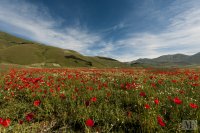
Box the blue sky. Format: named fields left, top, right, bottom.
left=0, top=0, right=200, bottom=61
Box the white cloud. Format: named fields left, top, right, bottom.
left=101, top=0, right=200, bottom=61
left=111, top=22, right=126, bottom=31
left=0, top=0, right=100, bottom=53
left=0, top=0, right=200, bottom=62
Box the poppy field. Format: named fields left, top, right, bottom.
left=0, top=66, right=199, bottom=132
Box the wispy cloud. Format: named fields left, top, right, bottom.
left=0, top=0, right=100, bottom=53
left=103, top=22, right=127, bottom=32
left=0, top=0, right=200, bottom=62
left=96, top=0, right=200, bottom=61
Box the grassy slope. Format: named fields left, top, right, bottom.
left=0, top=31, right=127, bottom=68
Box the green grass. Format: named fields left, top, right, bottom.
left=0, top=44, right=44, bottom=64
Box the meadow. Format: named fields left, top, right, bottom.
left=0, top=65, right=199, bottom=132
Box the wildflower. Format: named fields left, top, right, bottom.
left=139, top=92, right=146, bottom=97
left=26, top=113, right=34, bottom=122
left=157, top=116, right=166, bottom=127
left=68, top=74, right=73, bottom=79
left=74, top=88, right=78, bottom=92
left=88, top=87, right=93, bottom=91
left=145, top=104, right=150, bottom=109
left=91, top=97, right=97, bottom=102
left=86, top=119, right=94, bottom=127
left=151, top=83, right=156, bottom=88
left=19, top=120, right=23, bottom=124
left=106, top=92, right=111, bottom=97
left=173, top=97, right=182, bottom=104
left=154, top=98, right=159, bottom=105
left=1, top=119, right=11, bottom=127
left=172, top=80, right=177, bottom=83
left=0, top=118, right=3, bottom=124
left=50, top=88, right=54, bottom=93
left=57, top=87, right=61, bottom=91
left=33, top=100, right=41, bottom=107
left=60, top=93, right=66, bottom=99
left=189, top=103, right=198, bottom=108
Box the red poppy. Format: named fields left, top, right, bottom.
left=26, top=113, right=34, bottom=122
left=189, top=103, right=198, bottom=108
left=74, top=88, right=78, bottom=92
left=120, top=83, right=124, bottom=89
left=173, top=97, right=182, bottom=104
left=50, top=88, right=54, bottom=93
left=139, top=92, right=146, bottom=97
left=151, top=83, right=156, bottom=88
left=106, top=92, right=111, bottom=97
left=57, top=87, right=61, bottom=92
left=1, top=119, right=11, bottom=127
left=19, top=120, right=24, bottom=125
left=191, top=83, right=199, bottom=87
left=90, top=97, right=97, bottom=102
left=158, top=79, right=164, bottom=84
left=68, top=74, right=73, bottom=79
left=88, top=87, right=93, bottom=91
left=33, top=100, right=41, bottom=107
left=145, top=104, right=150, bottom=109
left=60, top=93, right=66, bottom=99
left=172, top=80, right=177, bottom=83
left=154, top=98, right=159, bottom=105
left=157, top=116, right=166, bottom=127
left=0, top=118, right=3, bottom=124
left=85, top=119, right=94, bottom=127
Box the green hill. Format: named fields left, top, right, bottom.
left=0, top=31, right=127, bottom=68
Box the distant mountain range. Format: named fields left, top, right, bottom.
left=130, top=52, right=200, bottom=67
left=0, top=31, right=126, bottom=67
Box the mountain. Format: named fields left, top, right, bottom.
left=0, top=31, right=127, bottom=67
left=130, top=52, right=200, bottom=67
left=185, top=52, right=200, bottom=64
left=152, top=54, right=189, bottom=63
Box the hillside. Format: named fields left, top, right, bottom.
left=0, top=31, right=127, bottom=67
left=130, top=53, right=200, bottom=67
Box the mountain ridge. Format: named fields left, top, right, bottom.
left=130, top=52, right=200, bottom=66
left=0, top=31, right=127, bottom=68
